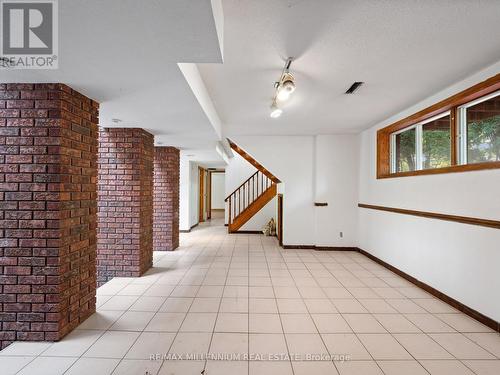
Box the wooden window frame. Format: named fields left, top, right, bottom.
left=377, top=73, right=500, bottom=179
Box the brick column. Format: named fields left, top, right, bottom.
left=97, top=128, right=154, bottom=285
left=0, top=83, right=99, bottom=349
left=153, top=147, right=180, bottom=251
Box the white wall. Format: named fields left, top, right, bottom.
left=229, top=135, right=359, bottom=245
left=228, top=136, right=313, bottom=242
left=211, top=172, right=225, bottom=209
left=315, top=135, right=359, bottom=247
left=179, top=152, right=200, bottom=231
left=240, top=196, right=277, bottom=232
left=179, top=154, right=191, bottom=231
left=190, top=162, right=200, bottom=226
left=358, top=60, right=500, bottom=321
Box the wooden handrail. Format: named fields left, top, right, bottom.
left=225, top=171, right=259, bottom=202
left=225, top=169, right=274, bottom=225
left=227, top=139, right=281, bottom=183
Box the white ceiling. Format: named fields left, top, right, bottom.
left=2, top=0, right=500, bottom=166
left=0, top=0, right=226, bottom=161
left=181, top=148, right=227, bottom=169
left=198, top=0, right=500, bottom=135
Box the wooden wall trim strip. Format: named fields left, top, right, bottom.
left=358, top=203, right=500, bottom=229
left=378, top=161, right=500, bottom=179
left=357, top=248, right=500, bottom=333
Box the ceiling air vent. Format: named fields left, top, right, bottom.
left=345, top=82, right=364, bottom=94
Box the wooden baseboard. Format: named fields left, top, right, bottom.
left=316, top=246, right=359, bottom=251
left=281, top=244, right=499, bottom=332
left=282, top=245, right=358, bottom=251
left=357, top=247, right=500, bottom=333
left=229, top=230, right=263, bottom=234
left=180, top=223, right=199, bottom=233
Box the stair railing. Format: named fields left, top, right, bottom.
left=225, top=170, right=273, bottom=226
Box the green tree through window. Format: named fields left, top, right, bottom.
left=395, top=128, right=416, bottom=172
left=422, top=115, right=451, bottom=169
left=467, top=115, right=500, bottom=163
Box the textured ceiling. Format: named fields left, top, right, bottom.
left=199, top=0, right=500, bottom=135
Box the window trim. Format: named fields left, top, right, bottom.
left=390, top=124, right=417, bottom=173
left=377, top=73, right=500, bottom=179
left=390, top=111, right=451, bottom=173
left=457, top=90, right=500, bottom=166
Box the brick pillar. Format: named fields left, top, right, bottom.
left=97, top=128, right=154, bottom=285
left=153, top=147, right=180, bottom=251
left=0, top=83, right=99, bottom=349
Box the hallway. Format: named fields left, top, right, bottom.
left=1, top=221, right=499, bottom=375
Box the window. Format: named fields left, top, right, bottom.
left=377, top=73, right=500, bottom=178
left=422, top=113, right=451, bottom=169
left=458, top=90, right=500, bottom=164
left=392, top=127, right=416, bottom=172
left=390, top=112, right=450, bottom=173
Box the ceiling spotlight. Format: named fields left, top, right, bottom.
left=276, top=73, right=296, bottom=101
left=270, top=57, right=295, bottom=117
left=270, top=101, right=283, bottom=118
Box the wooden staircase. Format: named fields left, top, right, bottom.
left=225, top=139, right=281, bottom=233
left=225, top=170, right=277, bottom=233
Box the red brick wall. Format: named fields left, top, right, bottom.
left=153, top=147, right=180, bottom=251
left=0, top=83, right=99, bottom=349
left=97, top=128, right=154, bottom=285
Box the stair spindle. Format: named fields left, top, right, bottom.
left=253, top=175, right=255, bottom=201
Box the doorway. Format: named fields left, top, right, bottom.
left=199, top=168, right=225, bottom=224
left=198, top=167, right=205, bottom=222
left=277, top=193, right=283, bottom=246
left=209, top=170, right=225, bottom=222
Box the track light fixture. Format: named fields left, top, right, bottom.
left=276, top=72, right=296, bottom=101
left=270, top=100, right=283, bottom=118
left=270, top=57, right=295, bottom=118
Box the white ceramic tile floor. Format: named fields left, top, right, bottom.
left=1, top=218, right=500, bottom=374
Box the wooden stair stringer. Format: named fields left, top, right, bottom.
left=229, top=184, right=277, bottom=233
left=227, top=139, right=281, bottom=183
